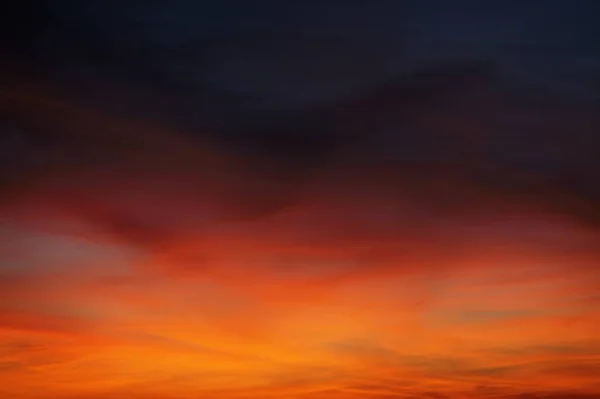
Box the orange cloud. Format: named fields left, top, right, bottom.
left=1, top=88, right=599, bottom=399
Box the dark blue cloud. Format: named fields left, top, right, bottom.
left=2, top=0, right=599, bottom=231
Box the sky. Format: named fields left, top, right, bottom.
left=1, top=1, right=599, bottom=398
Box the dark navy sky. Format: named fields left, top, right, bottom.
left=1, top=0, right=599, bottom=224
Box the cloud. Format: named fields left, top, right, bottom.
left=1, top=3, right=600, bottom=397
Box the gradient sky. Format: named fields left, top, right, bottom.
left=1, top=1, right=600, bottom=398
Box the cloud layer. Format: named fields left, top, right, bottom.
left=1, top=86, right=599, bottom=399
left=1, top=2, right=599, bottom=398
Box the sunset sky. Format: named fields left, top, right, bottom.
left=1, top=1, right=600, bottom=398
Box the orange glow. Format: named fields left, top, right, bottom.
left=3, top=196, right=599, bottom=399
